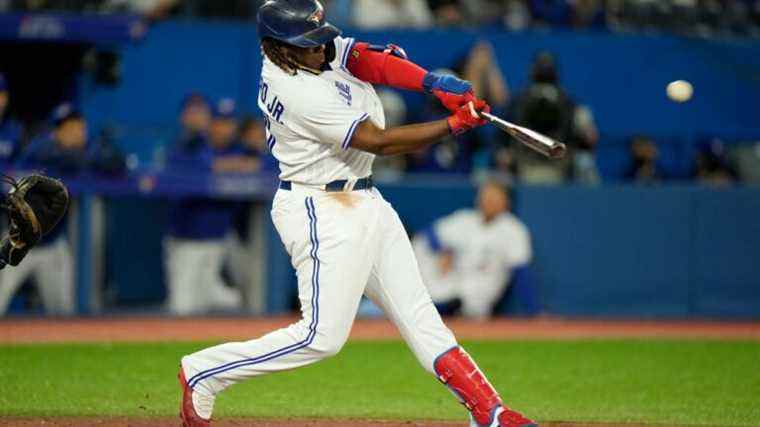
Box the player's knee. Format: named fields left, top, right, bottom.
left=309, top=333, right=347, bottom=358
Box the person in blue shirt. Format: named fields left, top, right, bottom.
left=164, top=96, right=243, bottom=315
left=18, top=103, right=126, bottom=177
left=237, top=116, right=278, bottom=173
left=0, top=74, right=23, bottom=168
left=223, top=115, right=280, bottom=301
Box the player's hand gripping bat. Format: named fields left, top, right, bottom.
left=479, top=111, right=567, bottom=159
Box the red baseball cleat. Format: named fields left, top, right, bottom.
left=178, top=367, right=211, bottom=427
left=470, top=406, right=538, bottom=427
left=497, top=406, right=538, bottom=427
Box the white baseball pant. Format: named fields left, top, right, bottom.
left=165, top=237, right=242, bottom=315
left=0, top=238, right=74, bottom=316
left=182, top=185, right=458, bottom=398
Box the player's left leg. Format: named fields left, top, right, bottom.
left=363, top=190, right=537, bottom=427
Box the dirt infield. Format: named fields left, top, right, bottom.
left=1, top=316, right=759, bottom=344
left=0, top=418, right=674, bottom=427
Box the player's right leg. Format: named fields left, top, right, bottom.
left=365, top=190, right=537, bottom=427
left=179, top=188, right=378, bottom=422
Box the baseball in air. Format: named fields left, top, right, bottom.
left=666, top=80, right=693, bottom=103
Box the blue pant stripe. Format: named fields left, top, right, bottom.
left=307, top=198, right=320, bottom=329
left=187, top=197, right=321, bottom=389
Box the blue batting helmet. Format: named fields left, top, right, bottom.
left=257, top=0, right=341, bottom=48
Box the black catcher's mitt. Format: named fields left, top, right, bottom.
left=0, top=174, right=69, bottom=269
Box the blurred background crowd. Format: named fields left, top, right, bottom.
left=0, top=0, right=758, bottom=319
left=2, top=0, right=760, bottom=39
left=2, top=47, right=758, bottom=187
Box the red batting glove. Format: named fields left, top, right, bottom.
left=447, top=100, right=490, bottom=135
left=433, top=89, right=476, bottom=113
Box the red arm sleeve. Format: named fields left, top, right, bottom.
left=346, top=42, right=427, bottom=92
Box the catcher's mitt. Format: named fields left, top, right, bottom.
left=0, top=174, right=69, bottom=269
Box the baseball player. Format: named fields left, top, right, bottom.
left=0, top=104, right=88, bottom=316
left=165, top=96, right=243, bottom=315
left=413, top=181, right=537, bottom=318
left=178, top=1, right=537, bottom=426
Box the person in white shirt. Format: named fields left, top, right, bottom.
left=352, top=0, right=434, bottom=29
left=177, top=2, right=537, bottom=427
left=414, top=180, right=537, bottom=319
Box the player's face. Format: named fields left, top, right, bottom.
left=242, top=121, right=266, bottom=151
left=210, top=118, right=237, bottom=148
left=56, top=118, right=88, bottom=150
left=478, top=184, right=509, bottom=221
left=287, top=44, right=327, bottom=70
left=182, top=104, right=211, bottom=133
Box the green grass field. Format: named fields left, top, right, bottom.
left=1, top=340, right=759, bottom=426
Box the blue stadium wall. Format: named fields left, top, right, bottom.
left=107, top=182, right=760, bottom=318
left=90, top=22, right=760, bottom=318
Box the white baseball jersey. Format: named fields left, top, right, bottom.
left=257, top=36, right=386, bottom=185
left=416, top=209, right=532, bottom=317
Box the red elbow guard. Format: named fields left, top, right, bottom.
left=346, top=42, right=427, bottom=92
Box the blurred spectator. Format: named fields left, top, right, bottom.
left=730, top=141, right=760, bottom=184
left=570, top=104, right=600, bottom=184
left=529, top=0, right=573, bottom=27
left=427, top=0, right=466, bottom=26
left=0, top=213, right=72, bottom=316
left=225, top=115, right=277, bottom=296
left=352, top=0, right=433, bottom=29
left=164, top=95, right=242, bottom=315
left=0, top=103, right=100, bottom=317
left=169, top=93, right=212, bottom=170
left=454, top=40, right=512, bottom=176
left=694, top=138, right=736, bottom=186
left=502, top=0, right=533, bottom=30
left=175, top=0, right=255, bottom=20
left=210, top=99, right=259, bottom=174
left=0, top=74, right=23, bottom=168
left=427, top=0, right=503, bottom=27
left=5, top=0, right=760, bottom=37
left=507, top=51, right=599, bottom=184
left=571, top=0, right=606, bottom=29
left=104, top=0, right=180, bottom=19
left=18, top=103, right=125, bottom=176
left=407, top=39, right=512, bottom=176
left=238, top=116, right=277, bottom=173
left=412, top=180, right=539, bottom=318
left=625, top=135, right=664, bottom=184
left=461, top=41, right=511, bottom=112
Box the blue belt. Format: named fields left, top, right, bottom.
left=280, top=176, right=374, bottom=192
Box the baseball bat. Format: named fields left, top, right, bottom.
left=480, top=111, right=567, bottom=159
